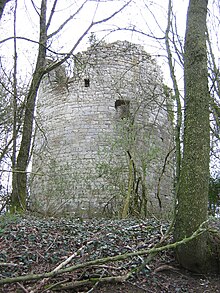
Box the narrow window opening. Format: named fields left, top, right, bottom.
left=115, top=99, right=130, bottom=119
left=84, top=78, right=90, bottom=87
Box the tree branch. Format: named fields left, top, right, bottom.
left=46, top=0, right=58, bottom=31
left=47, top=0, right=88, bottom=40
left=0, top=220, right=208, bottom=286
left=44, top=0, right=132, bottom=73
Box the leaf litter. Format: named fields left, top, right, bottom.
left=0, top=214, right=219, bottom=292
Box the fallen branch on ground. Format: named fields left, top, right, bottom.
left=0, top=221, right=208, bottom=286
left=30, top=240, right=95, bottom=293
left=51, top=272, right=131, bottom=291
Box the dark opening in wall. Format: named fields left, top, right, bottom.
left=84, top=78, right=90, bottom=87
left=115, top=99, right=130, bottom=119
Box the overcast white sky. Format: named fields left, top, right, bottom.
left=0, top=0, right=189, bottom=86
left=0, top=0, right=220, bottom=105
left=1, top=0, right=220, bottom=104
left=0, top=0, right=219, bottom=96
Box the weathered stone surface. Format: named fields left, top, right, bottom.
left=31, top=41, right=174, bottom=218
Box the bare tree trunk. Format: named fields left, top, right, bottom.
left=165, top=0, right=182, bottom=206
left=11, top=0, right=18, bottom=211
left=10, top=0, right=47, bottom=212
left=174, top=0, right=219, bottom=273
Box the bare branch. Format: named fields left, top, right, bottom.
left=92, top=0, right=131, bottom=26
left=165, top=0, right=182, bottom=193
left=101, top=26, right=165, bottom=40
left=47, top=0, right=88, bottom=40
left=46, top=0, right=58, bottom=30
left=30, top=0, right=40, bottom=17
left=0, top=138, right=13, bottom=163
left=0, top=36, right=38, bottom=45
left=171, top=14, right=184, bottom=66
left=45, top=0, right=132, bottom=73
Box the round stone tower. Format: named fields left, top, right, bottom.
left=31, top=40, right=174, bottom=218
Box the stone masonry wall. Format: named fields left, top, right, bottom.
left=30, top=41, right=174, bottom=218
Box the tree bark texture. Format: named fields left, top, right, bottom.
left=174, top=0, right=214, bottom=273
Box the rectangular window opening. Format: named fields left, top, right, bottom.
left=84, top=78, right=90, bottom=87
left=115, top=99, right=130, bottom=119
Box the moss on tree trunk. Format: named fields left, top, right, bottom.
left=174, top=0, right=219, bottom=273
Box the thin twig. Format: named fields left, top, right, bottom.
left=17, top=282, right=30, bottom=293
left=52, top=240, right=94, bottom=272
left=45, top=234, right=58, bottom=253
left=53, top=272, right=131, bottom=291
left=0, top=262, right=18, bottom=267
left=30, top=240, right=94, bottom=293
left=86, top=269, right=105, bottom=293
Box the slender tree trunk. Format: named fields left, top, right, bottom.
left=165, top=0, right=182, bottom=203
left=11, top=0, right=18, bottom=211
left=10, top=0, right=47, bottom=212
left=174, top=0, right=219, bottom=273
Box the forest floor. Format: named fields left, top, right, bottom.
left=0, top=213, right=219, bottom=293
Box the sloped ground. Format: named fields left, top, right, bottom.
left=0, top=214, right=219, bottom=292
